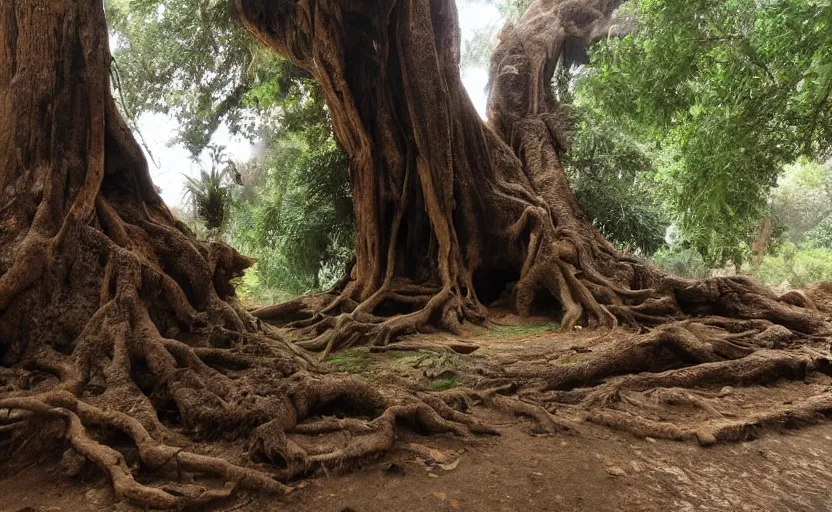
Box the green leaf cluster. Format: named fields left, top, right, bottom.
left=227, top=133, right=353, bottom=300
left=579, top=0, right=832, bottom=265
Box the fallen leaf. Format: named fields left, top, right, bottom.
left=405, top=442, right=451, bottom=463
left=438, top=459, right=460, bottom=471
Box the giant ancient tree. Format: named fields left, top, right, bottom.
left=239, top=0, right=832, bottom=447
left=2, top=0, right=832, bottom=509
left=240, top=0, right=827, bottom=350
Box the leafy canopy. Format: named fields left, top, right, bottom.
left=581, top=0, right=832, bottom=265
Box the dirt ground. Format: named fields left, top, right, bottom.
left=4, top=320, right=832, bottom=512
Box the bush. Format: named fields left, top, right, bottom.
left=651, top=246, right=708, bottom=279
left=805, top=216, right=832, bottom=249
left=754, top=242, right=832, bottom=289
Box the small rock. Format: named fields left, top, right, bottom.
left=605, top=465, right=627, bottom=477
left=84, top=488, right=110, bottom=505
left=696, top=430, right=718, bottom=447
left=718, top=386, right=734, bottom=397
left=428, top=473, right=439, bottom=478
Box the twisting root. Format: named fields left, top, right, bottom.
left=1, top=393, right=291, bottom=508
left=488, top=312, right=832, bottom=445
left=1, top=135, right=491, bottom=509
left=428, top=386, right=578, bottom=434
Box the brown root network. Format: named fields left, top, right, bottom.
left=0, top=167, right=514, bottom=508
left=0, top=2, right=528, bottom=508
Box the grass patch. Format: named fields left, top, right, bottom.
left=327, top=348, right=374, bottom=374
left=486, top=321, right=561, bottom=338
left=429, top=377, right=460, bottom=390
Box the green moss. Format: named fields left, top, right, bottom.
left=429, top=378, right=460, bottom=390
left=486, top=322, right=561, bottom=338
left=327, top=348, right=373, bottom=374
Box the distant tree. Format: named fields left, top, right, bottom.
left=107, top=0, right=353, bottom=292
left=771, top=158, right=832, bottom=245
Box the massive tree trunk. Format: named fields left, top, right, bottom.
left=239, top=0, right=825, bottom=352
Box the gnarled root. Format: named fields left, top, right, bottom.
left=270, top=279, right=483, bottom=359
left=490, top=315, right=832, bottom=445
left=0, top=195, right=493, bottom=509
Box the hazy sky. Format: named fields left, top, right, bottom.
left=142, top=1, right=504, bottom=208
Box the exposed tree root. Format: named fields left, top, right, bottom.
left=0, top=392, right=291, bottom=508
left=479, top=316, right=832, bottom=446
left=582, top=389, right=832, bottom=446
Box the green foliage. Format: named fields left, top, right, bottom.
left=485, top=321, right=561, bottom=338
left=106, top=0, right=257, bottom=153
left=429, top=378, right=460, bottom=390
left=754, top=242, right=832, bottom=288
left=564, top=106, right=668, bottom=255
left=805, top=216, right=832, bottom=248
left=579, top=0, right=832, bottom=266
left=327, top=349, right=373, bottom=375
left=771, top=158, right=832, bottom=244
left=107, top=0, right=353, bottom=300
left=651, top=246, right=709, bottom=279
left=227, top=133, right=353, bottom=300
